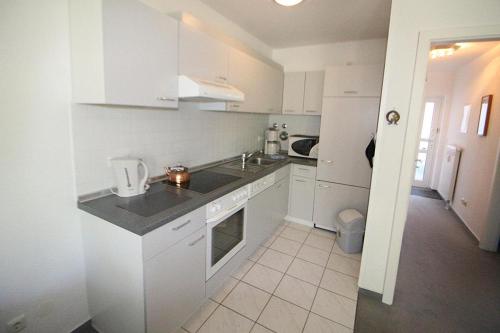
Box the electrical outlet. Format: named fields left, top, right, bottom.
left=6, top=314, right=26, bottom=333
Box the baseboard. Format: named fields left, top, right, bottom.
left=284, top=215, right=314, bottom=227
left=448, top=204, right=480, bottom=242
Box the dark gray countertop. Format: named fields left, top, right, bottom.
left=78, top=155, right=317, bottom=236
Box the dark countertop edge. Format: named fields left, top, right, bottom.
left=77, top=156, right=317, bottom=236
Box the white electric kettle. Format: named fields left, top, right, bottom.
left=110, top=157, right=150, bottom=197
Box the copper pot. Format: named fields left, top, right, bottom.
left=165, top=165, right=190, bottom=185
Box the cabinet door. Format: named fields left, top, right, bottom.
left=282, top=72, right=305, bottom=114
left=102, top=0, right=178, bottom=108
left=313, top=181, right=369, bottom=231
left=70, top=0, right=179, bottom=108
left=228, top=48, right=261, bottom=112
left=145, top=228, right=206, bottom=333
left=273, top=178, right=290, bottom=229
left=323, top=65, right=383, bottom=97
left=179, top=24, right=229, bottom=83
left=303, top=71, right=325, bottom=115
left=261, top=63, right=284, bottom=114
left=288, top=176, right=315, bottom=222
left=317, top=97, right=380, bottom=188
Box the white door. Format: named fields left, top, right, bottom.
left=317, top=97, right=380, bottom=188
left=413, top=97, right=442, bottom=187
left=289, top=176, right=315, bottom=222
left=282, top=72, right=306, bottom=114
left=303, top=71, right=325, bottom=115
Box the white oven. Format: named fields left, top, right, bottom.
left=206, top=186, right=249, bottom=280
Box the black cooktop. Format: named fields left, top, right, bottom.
left=166, top=170, right=241, bottom=194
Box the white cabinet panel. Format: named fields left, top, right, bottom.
left=145, top=227, right=206, bottom=333
left=272, top=177, right=290, bottom=230
left=179, top=24, right=229, bottom=83
left=261, top=63, right=284, bottom=114
left=303, top=71, right=325, bottom=115
left=70, top=0, right=178, bottom=108
left=282, top=72, right=306, bottom=114
left=313, top=181, right=369, bottom=231
left=228, top=48, right=261, bottom=112
left=289, top=176, right=315, bottom=222
left=324, top=65, right=383, bottom=97
left=292, top=164, right=317, bottom=179
left=317, top=97, right=379, bottom=188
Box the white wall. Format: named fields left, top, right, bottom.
left=423, top=71, right=456, bottom=189
left=272, top=38, right=388, bottom=72
left=0, top=1, right=89, bottom=332
left=142, top=0, right=272, bottom=57
left=359, top=0, right=500, bottom=303
left=440, top=45, right=500, bottom=239
left=72, top=104, right=268, bottom=195
left=270, top=39, right=387, bottom=149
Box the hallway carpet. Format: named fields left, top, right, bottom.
left=354, top=196, right=500, bottom=332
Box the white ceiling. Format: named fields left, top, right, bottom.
left=199, top=0, right=391, bottom=48
left=428, top=41, right=500, bottom=72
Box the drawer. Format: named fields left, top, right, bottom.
left=275, top=165, right=291, bottom=182
left=292, top=164, right=317, bottom=179
left=142, top=206, right=205, bottom=261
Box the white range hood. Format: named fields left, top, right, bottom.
left=178, top=75, right=245, bottom=102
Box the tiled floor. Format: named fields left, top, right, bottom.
left=180, top=222, right=362, bottom=333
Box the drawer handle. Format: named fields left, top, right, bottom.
left=295, top=179, right=307, bottom=183
left=157, top=97, right=177, bottom=102
left=318, top=184, right=330, bottom=188
left=321, top=160, right=333, bottom=164
left=284, top=109, right=295, bottom=113
left=188, top=235, right=205, bottom=247
left=232, top=104, right=240, bottom=108
left=172, top=219, right=191, bottom=231
left=298, top=168, right=309, bottom=171
left=344, top=90, right=358, bottom=94
left=305, top=110, right=317, bottom=113
left=216, top=76, right=227, bottom=81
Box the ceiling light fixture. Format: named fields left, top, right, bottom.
left=430, top=44, right=460, bottom=59
left=274, top=0, right=304, bottom=7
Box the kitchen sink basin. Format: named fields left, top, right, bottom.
left=247, top=157, right=277, bottom=166
left=220, top=161, right=263, bottom=173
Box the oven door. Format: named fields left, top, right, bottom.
left=206, top=201, right=247, bottom=280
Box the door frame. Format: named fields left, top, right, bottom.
left=382, top=25, right=500, bottom=305
left=413, top=96, right=443, bottom=188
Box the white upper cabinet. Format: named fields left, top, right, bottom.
left=179, top=24, right=229, bottom=84
left=69, top=0, right=179, bottom=109
left=227, top=48, right=261, bottom=112
left=303, top=71, right=325, bottom=115
left=282, top=72, right=306, bottom=114
left=282, top=71, right=324, bottom=115
left=261, top=63, right=284, bottom=114
left=323, top=64, right=384, bottom=97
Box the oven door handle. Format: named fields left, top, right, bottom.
left=206, top=200, right=247, bottom=224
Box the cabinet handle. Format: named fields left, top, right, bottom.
left=216, top=76, right=227, bottom=81
left=295, top=179, right=307, bottom=183
left=321, top=160, right=333, bottom=164
left=157, top=97, right=177, bottom=102
left=298, top=168, right=309, bottom=171
left=284, top=109, right=295, bottom=113
left=171, top=219, right=191, bottom=231
left=305, top=110, right=317, bottom=113
left=188, top=235, right=205, bottom=246
left=344, top=90, right=358, bottom=94
left=232, top=104, right=240, bottom=108
left=318, top=184, right=330, bottom=189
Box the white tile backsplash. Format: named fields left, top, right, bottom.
left=268, top=115, right=321, bottom=150
left=72, top=103, right=268, bottom=195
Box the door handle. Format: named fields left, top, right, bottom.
left=188, top=235, right=205, bottom=247
left=171, top=219, right=191, bottom=231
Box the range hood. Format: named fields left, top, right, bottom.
left=178, top=75, right=245, bottom=102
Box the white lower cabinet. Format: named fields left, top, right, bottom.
left=145, top=227, right=206, bottom=333
left=313, top=181, right=370, bottom=231
left=288, top=176, right=315, bottom=222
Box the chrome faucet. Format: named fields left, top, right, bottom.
left=241, top=151, right=259, bottom=167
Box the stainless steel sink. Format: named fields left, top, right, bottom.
left=220, top=161, right=263, bottom=173
left=247, top=157, right=276, bottom=166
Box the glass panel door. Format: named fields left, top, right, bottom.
left=211, top=208, right=244, bottom=267
left=413, top=98, right=442, bottom=187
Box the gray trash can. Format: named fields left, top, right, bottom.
left=336, top=209, right=365, bottom=254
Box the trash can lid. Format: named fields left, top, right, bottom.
left=337, top=209, right=365, bottom=231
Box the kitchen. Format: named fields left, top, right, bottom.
left=70, top=1, right=386, bottom=332
left=5, top=0, right=499, bottom=333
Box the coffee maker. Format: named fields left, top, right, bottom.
left=264, top=125, right=281, bottom=155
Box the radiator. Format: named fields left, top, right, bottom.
left=438, top=145, right=462, bottom=207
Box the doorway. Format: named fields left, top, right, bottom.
left=413, top=97, right=442, bottom=188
